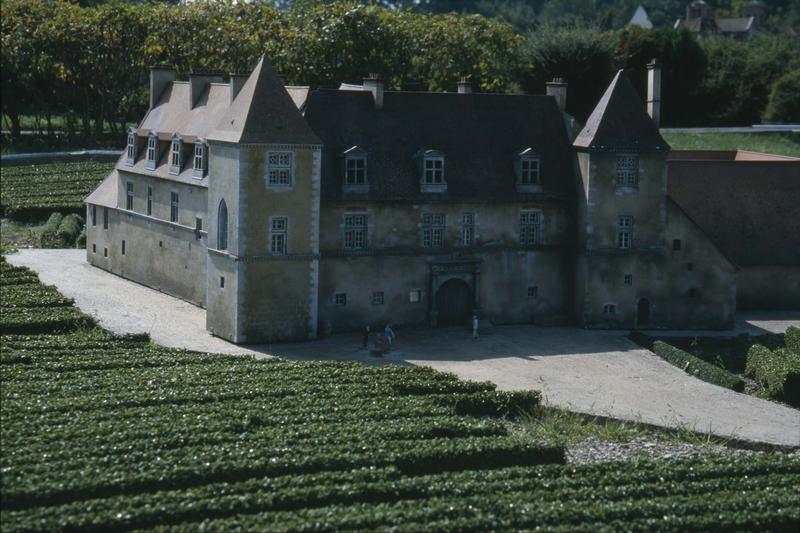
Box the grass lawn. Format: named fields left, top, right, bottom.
left=662, top=131, right=800, bottom=157
left=2, top=258, right=799, bottom=531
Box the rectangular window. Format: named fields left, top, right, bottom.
left=146, top=186, right=153, bottom=216
left=343, top=213, right=368, bottom=250
left=687, top=262, right=693, bottom=271
left=603, top=303, right=617, bottom=315
left=423, top=157, right=444, bottom=184
left=372, top=291, right=384, bottom=305
left=270, top=217, right=288, bottom=255
left=519, top=211, right=542, bottom=246
left=195, top=217, right=203, bottom=239
left=220, top=276, right=225, bottom=289
left=92, top=243, right=96, bottom=253
left=170, top=192, right=179, bottom=223
left=126, top=133, right=136, bottom=165
left=673, top=239, right=682, bottom=251
left=103, top=247, right=108, bottom=257
left=527, top=286, right=538, bottom=298
left=126, top=182, right=134, bottom=211
left=146, top=135, right=157, bottom=169
left=624, top=274, right=633, bottom=285
left=267, top=152, right=293, bottom=187
left=334, top=292, right=347, bottom=306
left=121, top=240, right=126, bottom=255
left=616, top=216, right=633, bottom=249
left=615, top=155, right=638, bottom=188
left=345, top=157, right=366, bottom=185
left=520, top=157, right=541, bottom=185
left=103, top=207, right=109, bottom=230
left=409, top=289, right=422, bottom=303
left=460, top=213, right=474, bottom=247
left=421, top=213, right=445, bottom=248
left=170, top=139, right=181, bottom=174
left=193, top=142, right=205, bottom=178
left=91, top=205, right=97, bottom=227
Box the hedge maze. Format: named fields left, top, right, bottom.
left=2, top=259, right=799, bottom=531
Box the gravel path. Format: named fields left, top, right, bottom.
left=8, top=249, right=800, bottom=448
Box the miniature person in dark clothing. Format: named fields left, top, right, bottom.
left=363, top=325, right=370, bottom=349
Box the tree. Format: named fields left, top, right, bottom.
left=522, top=25, right=615, bottom=121
left=613, top=26, right=707, bottom=126
left=763, top=68, right=800, bottom=123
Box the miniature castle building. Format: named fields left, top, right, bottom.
left=87, top=56, right=789, bottom=343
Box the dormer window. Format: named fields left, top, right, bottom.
left=146, top=133, right=158, bottom=170
left=125, top=128, right=137, bottom=166
left=342, top=146, right=368, bottom=193
left=516, top=148, right=542, bottom=192
left=169, top=135, right=182, bottom=175
left=419, top=150, right=446, bottom=193
left=615, top=155, right=639, bottom=189
left=193, top=140, right=206, bottom=179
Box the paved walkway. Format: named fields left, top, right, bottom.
left=7, top=249, right=800, bottom=448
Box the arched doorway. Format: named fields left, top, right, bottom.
left=436, top=278, right=472, bottom=327
left=637, top=298, right=651, bottom=326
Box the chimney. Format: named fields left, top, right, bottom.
left=229, top=72, right=248, bottom=104
left=646, top=59, right=662, bottom=128
left=363, top=73, right=384, bottom=109
left=149, top=65, right=176, bottom=109
left=545, top=78, right=568, bottom=112
left=189, top=71, right=224, bottom=109
left=457, top=76, right=472, bottom=94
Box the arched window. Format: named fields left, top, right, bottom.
left=217, top=199, right=228, bottom=251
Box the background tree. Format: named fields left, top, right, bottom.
left=613, top=26, right=707, bottom=126
left=521, top=25, right=615, bottom=121
left=763, top=68, right=800, bottom=123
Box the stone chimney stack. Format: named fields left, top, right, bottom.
left=457, top=76, right=472, bottom=94
left=189, top=71, right=224, bottom=109
left=545, top=78, right=568, bottom=112
left=229, top=73, right=248, bottom=104
left=646, top=59, right=662, bottom=128
left=363, top=74, right=384, bottom=109
left=149, top=65, right=176, bottom=110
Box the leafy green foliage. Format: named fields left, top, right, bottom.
left=786, top=326, right=800, bottom=356
left=651, top=340, right=745, bottom=391
left=763, top=68, right=800, bottom=123
left=0, top=160, right=113, bottom=218
left=746, top=344, right=800, bottom=406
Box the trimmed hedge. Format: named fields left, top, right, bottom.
left=652, top=341, right=745, bottom=392
left=56, top=214, right=85, bottom=247
left=745, top=344, right=800, bottom=407
left=786, top=326, right=800, bottom=356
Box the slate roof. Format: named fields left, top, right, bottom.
left=208, top=57, right=320, bottom=145
left=675, top=16, right=753, bottom=33
left=667, top=158, right=800, bottom=267
left=573, top=70, right=669, bottom=153
left=303, top=89, right=575, bottom=202
left=84, top=169, right=119, bottom=208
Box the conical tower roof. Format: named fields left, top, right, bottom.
left=209, top=56, right=321, bottom=145
left=573, top=70, right=669, bottom=152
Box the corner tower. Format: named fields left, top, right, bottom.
left=206, top=57, right=322, bottom=343
left=573, top=70, right=671, bottom=328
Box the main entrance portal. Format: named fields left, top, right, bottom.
left=637, top=298, right=651, bottom=326
left=435, top=278, right=472, bottom=327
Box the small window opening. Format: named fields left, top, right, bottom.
left=334, top=292, right=347, bottom=306
left=687, top=263, right=693, bottom=271
left=409, top=289, right=422, bottom=303
left=527, top=286, right=538, bottom=298
left=103, top=247, right=108, bottom=257
left=603, top=304, right=617, bottom=315
left=372, top=291, right=384, bottom=305
left=624, top=274, right=633, bottom=285
left=121, top=240, right=126, bottom=255
left=92, top=244, right=96, bottom=253
left=220, top=276, right=225, bottom=289
left=673, top=239, right=682, bottom=251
